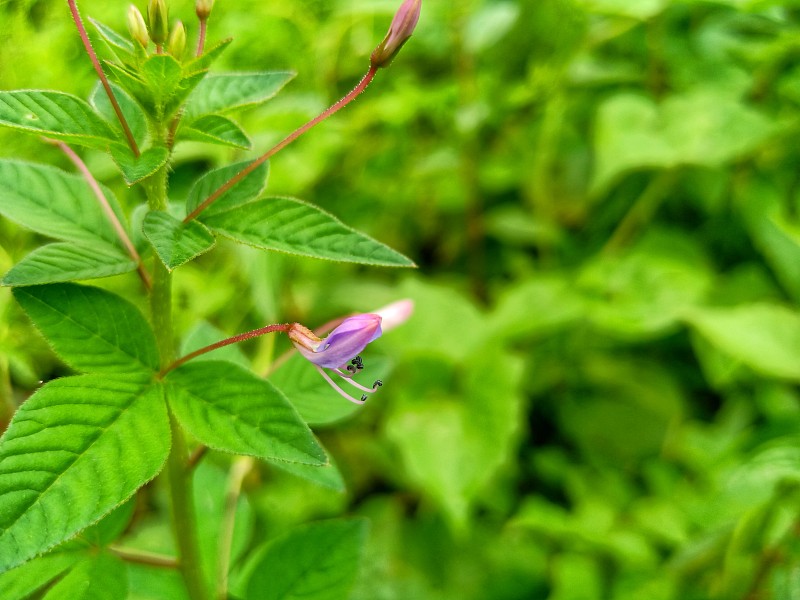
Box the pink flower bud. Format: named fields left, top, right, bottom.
left=370, top=0, right=421, bottom=69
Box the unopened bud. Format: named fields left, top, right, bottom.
left=147, top=0, right=169, bottom=46
left=168, top=20, right=186, bottom=57
left=196, top=0, right=214, bottom=21
left=370, top=0, right=421, bottom=69
left=127, top=5, right=150, bottom=47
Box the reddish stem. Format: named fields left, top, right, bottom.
left=54, top=140, right=152, bottom=290
left=66, top=0, right=140, bottom=157
left=183, top=66, right=379, bottom=223
left=159, top=323, right=291, bottom=376
left=196, top=19, right=207, bottom=57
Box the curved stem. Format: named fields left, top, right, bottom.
left=184, top=66, right=378, bottom=223
left=53, top=141, right=151, bottom=289
left=66, top=0, right=140, bottom=157
left=159, top=324, right=291, bottom=377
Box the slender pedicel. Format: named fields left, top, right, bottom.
left=52, top=140, right=151, bottom=290
left=67, top=0, right=140, bottom=156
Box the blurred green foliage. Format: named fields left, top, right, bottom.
left=4, top=0, right=800, bottom=598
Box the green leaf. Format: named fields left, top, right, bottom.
left=13, top=283, right=159, bottom=376
left=104, top=62, right=151, bottom=110
left=181, top=322, right=249, bottom=368
left=42, top=552, right=129, bottom=600
left=0, top=376, right=169, bottom=574
left=89, top=82, right=148, bottom=148
left=143, top=211, right=215, bottom=271
left=2, top=243, right=136, bottom=287
left=186, top=71, right=295, bottom=118
left=186, top=160, right=268, bottom=217
left=244, top=519, right=368, bottom=600
left=184, top=38, right=233, bottom=74
left=89, top=18, right=134, bottom=54
left=204, top=196, right=415, bottom=267
left=165, top=361, right=326, bottom=464
left=181, top=115, right=251, bottom=149
left=685, top=303, right=800, bottom=381
left=592, top=88, right=773, bottom=192
left=269, top=456, right=346, bottom=492
left=0, top=91, right=114, bottom=147
left=110, top=144, right=170, bottom=185
left=0, top=552, right=81, bottom=600
left=139, top=55, right=184, bottom=112
left=0, top=160, right=128, bottom=250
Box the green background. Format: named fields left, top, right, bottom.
left=3, top=0, right=800, bottom=597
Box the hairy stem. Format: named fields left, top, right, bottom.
left=66, top=0, right=140, bottom=157
left=159, top=324, right=290, bottom=377
left=167, top=413, right=210, bottom=600
left=54, top=141, right=151, bottom=289
left=184, top=66, right=378, bottom=223
left=196, top=19, right=208, bottom=57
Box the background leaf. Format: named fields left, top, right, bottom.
left=180, top=115, right=251, bottom=149
left=165, top=361, right=326, bottom=464
left=42, top=552, right=128, bottom=600
left=0, top=376, right=169, bottom=573
left=204, top=197, right=415, bottom=266
left=13, top=283, right=159, bottom=375
left=186, top=160, right=268, bottom=217
left=244, top=519, right=368, bottom=600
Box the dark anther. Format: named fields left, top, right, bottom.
left=346, top=364, right=356, bottom=373
left=351, top=356, right=363, bottom=367
left=360, top=394, right=368, bottom=402
left=373, top=379, right=383, bottom=388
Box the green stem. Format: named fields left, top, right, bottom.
left=167, top=413, right=210, bottom=600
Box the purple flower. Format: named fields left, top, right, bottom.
left=288, top=314, right=384, bottom=405
left=370, top=0, right=422, bottom=69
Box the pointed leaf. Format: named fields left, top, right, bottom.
left=143, top=211, right=215, bottom=271
left=186, top=160, right=268, bottom=217
left=110, top=144, right=170, bottom=185
left=204, top=196, right=415, bottom=267
left=184, top=38, right=233, bottom=74
left=89, top=82, right=148, bottom=148
left=269, top=457, right=346, bottom=492
left=0, top=160, right=127, bottom=249
left=13, top=283, right=159, bottom=376
left=42, top=552, right=128, bottom=600
left=0, top=376, right=169, bottom=574
left=89, top=18, right=134, bottom=54
left=186, top=71, right=295, bottom=118
left=181, top=115, right=251, bottom=149
left=244, top=519, right=368, bottom=600
left=0, top=91, right=114, bottom=147
left=2, top=243, right=136, bottom=287
left=104, top=62, right=151, bottom=110
left=165, top=361, right=326, bottom=465
left=140, top=55, right=183, bottom=112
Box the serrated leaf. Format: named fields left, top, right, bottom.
left=164, top=71, right=208, bottom=118
left=0, top=91, right=114, bottom=147
left=186, top=160, right=268, bottom=217
left=181, top=114, right=251, bottom=149
left=110, top=144, right=170, bottom=185
left=140, top=55, right=183, bottom=112
left=2, top=243, right=136, bottom=287
left=185, top=71, right=295, bottom=118
left=89, top=82, right=148, bottom=148
left=165, top=361, right=326, bottom=465
left=0, top=376, right=169, bottom=574
left=143, top=211, right=215, bottom=271
left=13, top=283, right=159, bottom=376
left=184, top=38, right=233, bottom=74
left=0, top=160, right=128, bottom=250
left=685, top=303, right=800, bottom=381
left=204, top=196, right=415, bottom=267
left=244, top=519, right=368, bottom=600
left=0, top=551, right=82, bottom=600
left=42, top=552, right=129, bottom=600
